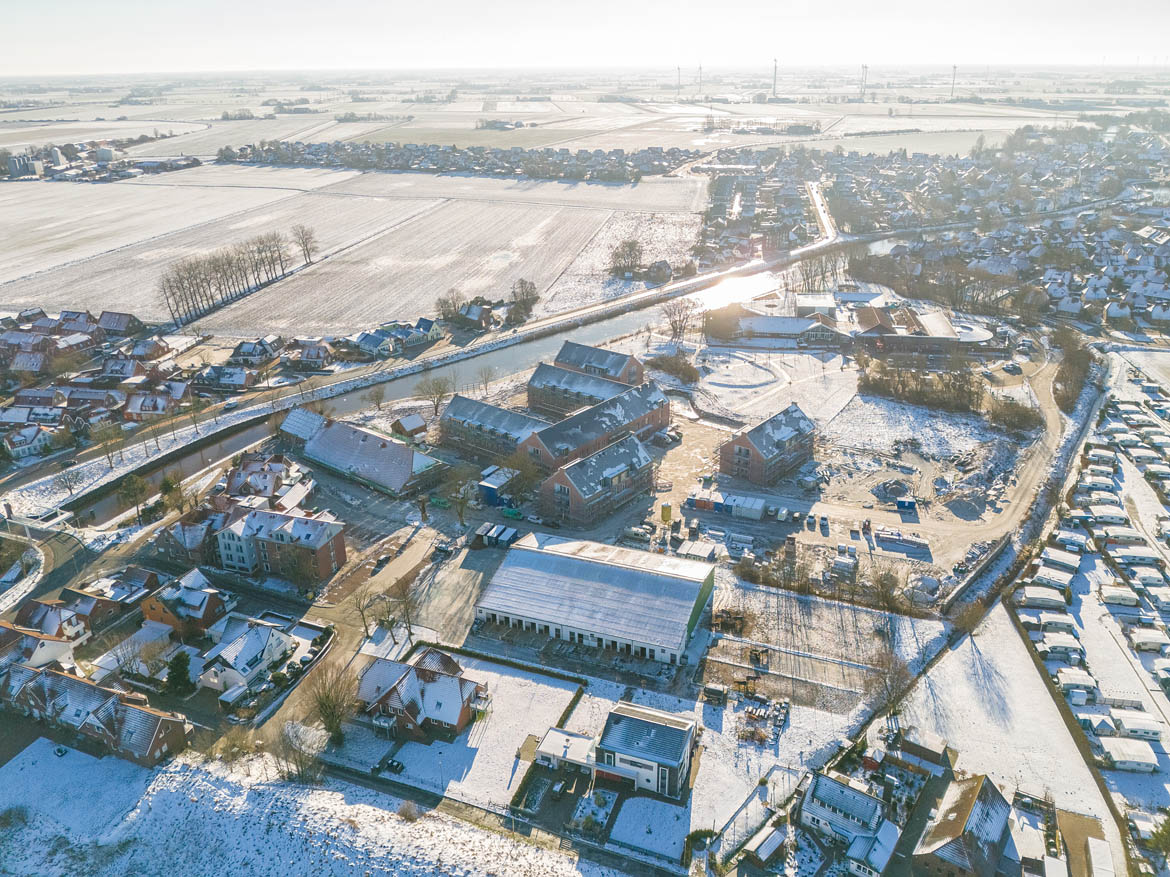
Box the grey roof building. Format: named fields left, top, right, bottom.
left=302, top=419, right=445, bottom=497
left=539, top=434, right=653, bottom=527
left=474, top=533, right=714, bottom=663
left=554, top=341, right=644, bottom=385
left=596, top=702, right=697, bottom=798
left=440, top=394, right=549, bottom=461
left=526, top=362, right=628, bottom=418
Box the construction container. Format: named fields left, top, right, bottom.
left=661, top=503, right=672, bottom=523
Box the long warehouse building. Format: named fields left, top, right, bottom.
left=474, top=533, right=715, bottom=664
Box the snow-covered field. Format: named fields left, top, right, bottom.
left=537, top=212, right=702, bottom=318
left=901, top=603, right=1111, bottom=821
left=825, top=395, right=1002, bottom=457
left=0, top=738, right=622, bottom=877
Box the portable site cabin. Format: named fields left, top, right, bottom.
left=1128, top=627, right=1170, bottom=653
left=1033, top=565, right=1074, bottom=590
left=1099, top=736, right=1158, bottom=772
left=1129, top=447, right=1162, bottom=467
left=1040, top=547, right=1082, bottom=573
left=1100, top=585, right=1140, bottom=607
left=1146, top=586, right=1170, bottom=611
left=1100, top=526, right=1146, bottom=546
left=1086, top=464, right=1116, bottom=479
left=1040, top=612, right=1077, bottom=635
left=1110, top=709, right=1163, bottom=742
left=1057, top=666, right=1098, bottom=696
left=1053, top=530, right=1089, bottom=553
left=1125, top=566, right=1165, bottom=587
left=1109, top=545, right=1165, bottom=569
left=1039, top=632, right=1083, bottom=664
left=1016, top=586, right=1067, bottom=610
left=1089, top=506, right=1129, bottom=527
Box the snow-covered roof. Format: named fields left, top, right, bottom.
left=279, top=407, right=326, bottom=442
left=527, top=362, right=627, bottom=403
left=738, top=402, right=815, bottom=459
left=914, top=775, right=1010, bottom=873
left=303, top=420, right=442, bottom=494
left=477, top=534, right=713, bottom=653
left=554, top=341, right=637, bottom=381
left=441, top=395, right=548, bottom=442
left=557, top=435, right=651, bottom=499
left=599, top=702, right=694, bottom=766
left=532, top=382, right=667, bottom=458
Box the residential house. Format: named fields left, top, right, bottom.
left=539, top=435, right=653, bottom=527
left=301, top=419, right=445, bottom=497
left=719, top=403, right=816, bottom=485
left=97, top=311, right=145, bottom=337
left=142, top=568, right=235, bottom=635
left=415, top=318, right=443, bottom=343
left=193, top=365, right=257, bottom=393
left=519, top=382, right=669, bottom=471
left=57, top=566, right=159, bottom=633
left=358, top=647, right=487, bottom=741
left=215, top=507, right=346, bottom=583
left=440, top=395, right=550, bottom=462
left=223, top=452, right=314, bottom=511
left=0, top=620, right=75, bottom=671
left=0, top=666, right=188, bottom=765
left=554, top=341, right=644, bottom=385
left=294, top=342, right=333, bottom=370
left=802, top=771, right=901, bottom=877
left=3, top=424, right=56, bottom=459
left=197, top=613, right=293, bottom=693
left=456, top=302, right=493, bottom=330
left=595, top=702, right=696, bottom=799
left=13, top=600, right=90, bottom=644
left=911, top=775, right=1014, bottom=877
left=228, top=335, right=284, bottom=367
left=526, top=362, right=628, bottom=418
left=155, top=513, right=219, bottom=566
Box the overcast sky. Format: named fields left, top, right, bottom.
left=3, top=0, right=1169, bottom=77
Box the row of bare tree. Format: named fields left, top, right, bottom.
left=159, top=225, right=318, bottom=326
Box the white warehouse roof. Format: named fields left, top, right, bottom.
left=476, top=533, right=714, bottom=654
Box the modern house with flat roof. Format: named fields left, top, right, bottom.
left=474, top=533, right=715, bottom=663
left=595, top=702, right=697, bottom=799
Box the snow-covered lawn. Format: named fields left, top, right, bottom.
left=570, top=789, right=618, bottom=832
left=0, top=738, right=623, bottom=877
left=609, top=795, right=691, bottom=860
left=825, top=395, right=1002, bottom=458
left=390, top=656, right=578, bottom=809
left=900, top=603, right=1110, bottom=821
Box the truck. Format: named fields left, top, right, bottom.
left=502, top=507, right=524, bottom=520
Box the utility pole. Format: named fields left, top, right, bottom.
left=951, top=64, right=957, bottom=99
left=772, top=57, right=778, bottom=98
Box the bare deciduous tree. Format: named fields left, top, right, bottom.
left=351, top=583, right=383, bottom=638
left=661, top=298, right=701, bottom=346
left=290, top=224, right=320, bottom=264
left=476, top=365, right=496, bottom=395
left=306, top=661, right=358, bottom=744
left=54, top=468, right=85, bottom=496
left=415, top=374, right=454, bottom=417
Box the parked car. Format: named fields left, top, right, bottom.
left=526, top=515, right=544, bottom=525
left=223, top=400, right=240, bottom=411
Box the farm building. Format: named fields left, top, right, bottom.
left=801, top=771, right=901, bottom=877
left=526, top=362, right=627, bottom=418
left=595, top=702, right=697, bottom=799
left=440, top=395, right=549, bottom=462
left=519, top=381, right=669, bottom=470
left=538, top=435, right=653, bottom=528
left=553, top=340, right=644, bottom=385
left=303, top=419, right=445, bottom=497
left=718, top=402, right=816, bottom=485
left=910, top=775, right=1013, bottom=877
left=474, top=533, right=715, bottom=663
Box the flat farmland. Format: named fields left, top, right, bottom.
left=0, top=188, right=439, bottom=317
left=0, top=179, right=301, bottom=286
left=125, top=117, right=349, bottom=157
left=325, top=170, right=705, bottom=213
left=196, top=199, right=613, bottom=335
left=0, top=118, right=207, bottom=150
left=352, top=124, right=597, bottom=149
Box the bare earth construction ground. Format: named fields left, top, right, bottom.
left=0, top=164, right=705, bottom=332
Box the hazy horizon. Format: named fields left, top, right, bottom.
left=4, top=0, right=1170, bottom=78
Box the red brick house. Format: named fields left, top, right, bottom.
left=1, top=665, right=188, bottom=766
left=539, top=435, right=654, bottom=527
left=519, top=382, right=669, bottom=471
left=141, top=568, right=236, bottom=635
left=718, top=402, right=816, bottom=485
left=357, top=647, right=488, bottom=741
left=554, top=341, right=644, bottom=385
